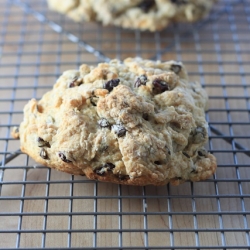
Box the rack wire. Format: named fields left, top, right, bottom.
left=0, top=0, right=250, bottom=249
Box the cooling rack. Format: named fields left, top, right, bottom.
left=0, top=0, right=250, bottom=249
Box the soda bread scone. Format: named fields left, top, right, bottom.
left=47, top=0, right=217, bottom=31
left=17, top=58, right=216, bottom=186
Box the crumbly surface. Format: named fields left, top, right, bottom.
left=47, top=0, right=217, bottom=31
left=17, top=58, right=217, bottom=186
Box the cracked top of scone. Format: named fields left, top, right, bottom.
left=19, top=58, right=216, bottom=186
left=47, top=0, right=217, bottom=31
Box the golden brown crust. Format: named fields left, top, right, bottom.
left=47, top=0, right=217, bottom=31
left=17, top=58, right=217, bottom=186
left=84, top=167, right=168, bottom=186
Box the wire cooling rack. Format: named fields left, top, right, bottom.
left=0, top=0, right=250, bottom=249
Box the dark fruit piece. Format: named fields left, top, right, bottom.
left=103, top=79, right=120, bottom=92
left=58, top=152, right=72, bottom=163
left=152, top=79, right=169, bottom=95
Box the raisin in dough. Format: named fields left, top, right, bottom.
left=17, top=58, right=217, bottom=186
left=47, top=0, right=217, bottom=31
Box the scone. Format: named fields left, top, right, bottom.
left=47, top=0, right=217, bottom=31
left=17, top=58, right=216, bottom=186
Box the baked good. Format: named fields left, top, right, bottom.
left=16, top=58, right=216, bottom=186
left=47, top=0, right=217, bottom=31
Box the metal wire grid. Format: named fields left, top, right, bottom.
left=0, top=0, right=250, bottom=249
